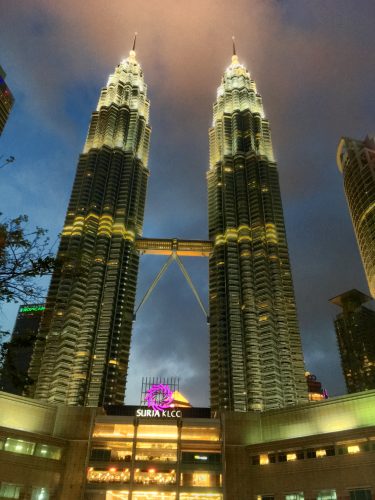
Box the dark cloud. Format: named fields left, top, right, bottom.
left=0, top=0, right=374, bottom=404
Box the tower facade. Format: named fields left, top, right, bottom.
left=330, top=289, right=375, bottom=393
left=207, top=52, right=306, bottom=411
left=337, top=136, right=375, bottom=298
left=29, top=48, right=151, bottom=406
left=0, top=64, right=14, bottom=136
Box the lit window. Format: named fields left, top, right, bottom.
left=286, top=453, right=297, bottom=461
left=347, top=445, right=360, bottom=454
left=31, top=487, right=49, bottom=500
left=317, top=490, right=337, bottom=500
left=316, top=449, right=326, bottom=458
left=0, top=483, right=21, bottom=499
left=260, top=454, right=269, bottom=465
left=349, top=489, right=372, bottom=500
left=4, top=438, right=35, bottom=456
left=285, top=494, right=304, bottom=500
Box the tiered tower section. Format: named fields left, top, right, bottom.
left=29, top=49, right=151, bottom=406
left=208, top=53, right=307, bottom=411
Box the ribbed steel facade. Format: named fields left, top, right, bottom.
left=29, top=50, right=150, bottom=406
left=207, top=55, right=307, bottom=411
left=337, top=136, right=375, bottom=299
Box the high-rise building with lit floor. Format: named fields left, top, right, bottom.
left=207, top=47, right=307, bottom=412
left=330, top=289, right=375, bottom=393
left=337, top=136, right=375, bottom=298
left=0, top=64, right=14, bottom=136
left=29, top=44, right=151, bottom=406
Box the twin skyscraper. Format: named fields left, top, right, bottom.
left=28, top=43, right=307, bottom=411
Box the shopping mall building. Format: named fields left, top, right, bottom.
left=0, top=390, right=375, bottom=499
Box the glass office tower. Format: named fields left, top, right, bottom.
left=207, top=51, right=306, bottom=411
left=29, top=48, right=151, bottom=406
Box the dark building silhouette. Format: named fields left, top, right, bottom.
left=0, top=65, right=14, bottom=136
left=330, top=289, right=375, bottom=393
left=207, top=48, right=306, bottom=412
left=28, top=45, right=151, bottom=406
left=0, top=304, right=44, bottom=394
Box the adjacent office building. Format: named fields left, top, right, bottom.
left=0, top=304, right=45, bottom=395
left=28, top=46, right=151, bottom=406
left=207, top=49, right=306, bottom=412
left=337, top=136, right=375, bottom=298
left=330, top=289, right=375, bottom=393
left=0, top=65, right=14, bottom=136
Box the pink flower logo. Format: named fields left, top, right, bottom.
left=145, top=384, right=173, bottom=411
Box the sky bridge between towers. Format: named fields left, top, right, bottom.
left=134, top=238, right=212, bottom=322
left=135, top=237, right=213, bottom=257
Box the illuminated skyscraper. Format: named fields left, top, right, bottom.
left=0, top=64, right=14, bottom=136
left=29, top=44, right=151, bottom=406
left=337, top=136, right=375, bottom=298
left=330, top=289, right=375, bottom=393
left=207, top=47, right=307, bottom=411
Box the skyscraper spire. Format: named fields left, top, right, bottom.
left=132, top=31, right=138, bottom=52
left=231, top=35, right=239, bottom=65
left=232, top=35, right=236, bottom=55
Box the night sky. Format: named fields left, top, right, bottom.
left=1, top=0, right=374, bottom=406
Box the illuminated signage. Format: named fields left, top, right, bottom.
left=136, top=408, right=182, bottom=418
left=19, top=305, right=45, bottom=313
left=194, top=455, right=208, bottom=461
left=135, top=383, right=182, bottom=418
left=145, top=383, right=173, bottom=411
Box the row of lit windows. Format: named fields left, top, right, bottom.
left=0, top=483, right=48, bottom=500
left=0, top=437, right=62, bottom=460
left=90, top=447, right=221, bottom=465
left=256, top=489, right=371, bottom=500
left=103, top=492, right=222, bottom=500
left=92, top=423, right=220, bottom=441
left=88, top=468, right=221, bottom=488
left=251, top=440, right=374, bottom=465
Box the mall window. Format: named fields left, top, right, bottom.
left=31, top=487, right=49, bottom=500
left=87, top=467, right=130, bottom=483
left=181, top=426, right=220, bottom=441
left=90, top=448, right=112, bottom=461
left=105, top=491, right=129, bottom=500
left=135, top=444, right=177, bottom=463
left=181, top=452, right=221, bottom=465
left=179, top=495, right=222, bottom=500
left=4, top=438, right=35, bottom=456
left=93, top=423, right=134, bottom=438
left=349, top=490, right=372, bottom=500
left=132, top=493, right=176, bottom=500
left=180, top=472, right=221, bottom=488
left=0, top=483, right=21, bottom=499
left=317, top=490, right=337, bottom=500
left=34, top=443, right=62, bottom=460
left=133, top=468, right=176, bottom=486
left=136, top=424, right=178, bottom=440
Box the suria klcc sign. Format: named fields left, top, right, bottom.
left=136, top=384, right=182, bottom=418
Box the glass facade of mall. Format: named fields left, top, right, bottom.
left=86, top=413, right=222, bottom=500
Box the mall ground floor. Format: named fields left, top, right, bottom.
left=0, top=391, right=374, bottom=499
